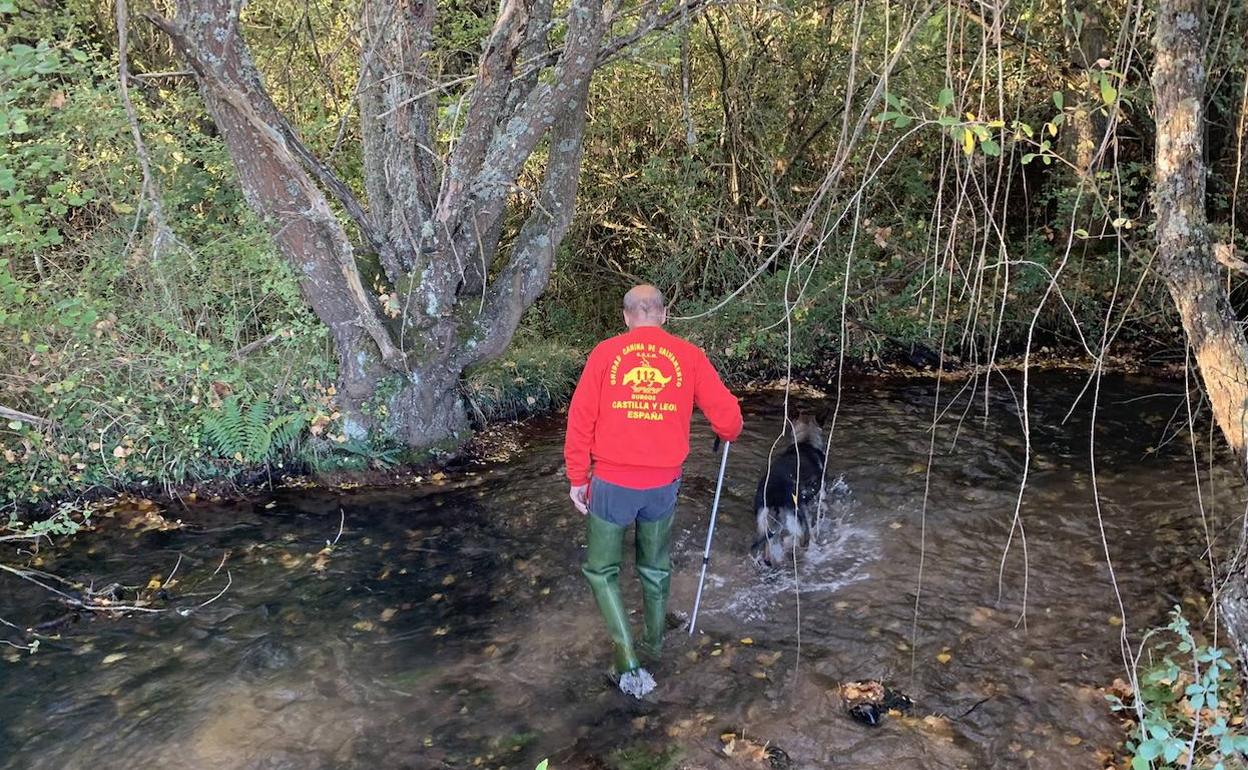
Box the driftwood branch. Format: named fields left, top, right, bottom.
left=233, top=329, right=285, bottom=359
left=1215, top=242, right=1248, bottom=274
left=0, top=405, right=53, bottom=429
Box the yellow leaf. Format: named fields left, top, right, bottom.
left=441, top=575, right=456, bottom=586
left=380, top=608, right=398, bottom=622
left=936, top=651, right=952, bottom=664
left=740, top=637, right=754, bottom=645
left=101, top=653, right=127, bottom=665
left=353, top=620, right=375, bottom=632
left=962, top=129, right=976, bottom=155
left=433, top=626, right=449, bottom=636
left=145, top=577, right=162, bottom=590
left=1108, top=615, right=1122, bottom=626
left=1064, top=735, right=1082, bottom=746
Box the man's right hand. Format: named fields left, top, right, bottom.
left=569, top=483, right=589, bottom=515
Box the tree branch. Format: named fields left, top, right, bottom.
left=0, top=405, right=53, bottom=429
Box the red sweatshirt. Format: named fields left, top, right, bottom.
left=564, top=326, right=743, bottom=489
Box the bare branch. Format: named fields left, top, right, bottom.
left=0, top=405, right=53, bottom=429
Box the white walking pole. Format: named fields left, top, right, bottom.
left=689, top=440, right=730, bottom=636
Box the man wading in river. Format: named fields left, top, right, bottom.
left=564, top=285, right=743, bottom=698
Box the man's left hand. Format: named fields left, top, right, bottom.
left=569, top=483, right=589, bottom=515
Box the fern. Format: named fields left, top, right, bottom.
left=201, top=396, right=306, bottom=464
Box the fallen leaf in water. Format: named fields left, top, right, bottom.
left=906, top=462, right=927, bottom=474
left=442, top=575, right=456, bottom=586
left=483, top=644, right=498, bottom=657
left=101, top=653, right=127, bottom=665
left=757, top=651, right=782, bottom=667
left=264, top=501, right=276, bottom=509
left=834, top=601, right=849, bottom=611
left=632, top=717, right=648, bottom=731
left=146, top=577, right=162, bottom=591
left=710, top=649, right=723, bottom=657
left=841, top=681, right=885, bottom=703
left=1064, top=735, right=1082, bottom=746
left=685, top=651, right=699, bottom=662
left=889, top=522, right=903, bottom=529
left=1108, top=615, right=1122, bottom=627
left=740, top=637, right=754, bottom=645
left=353, top=620, right=375, bottom=632
left=936, top=651, right=952, bottom=664
left=1021, top=656, right=1035, bottom=667
left=380, top=608, right=397, bottom=622
left=429, top=593, right=444, bottom=602
left=433, top=626, right=449, bottom=636
left=751, top=670, right=767, bottom=680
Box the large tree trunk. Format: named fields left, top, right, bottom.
left=1151, top=0, right=1248, bottom=662
left=144, top=0, right=693, bottom=449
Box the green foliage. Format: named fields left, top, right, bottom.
left=201, top=396, right=307, bottom=464
left=605, top=744, right=682, bottom=770
left=0, top=7, right=335, bottom=506
left=1108, top=608, right=1248, bottom=770
left=463, top=341, right=584, bottom=423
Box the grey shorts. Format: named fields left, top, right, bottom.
left=588, top=477, right=681, bottom=527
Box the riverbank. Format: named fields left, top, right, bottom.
left=3, top=338, right=1191, bottom=532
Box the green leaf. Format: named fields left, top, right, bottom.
left=936, top=115, right=959, bottom=127
left=937, top=87, right=954, bottom=109
left=1074, top=228, right=1089, bottom=239
left=1053, top=91, right=1064, bottom=110
left=1021, top=153, right=1036, bottom=165
left=1162, top=741, right=1182, bottom=763
left=1100, top=77, right=1118, bottom=105
left=894, top=115, right=911, bottom=129
left=981, top=139, right=1001, bottom=156
left=1131, top=755, right=1150, bottom=770
left=535, top=761, right=549, bottom=770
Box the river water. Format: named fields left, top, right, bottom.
left=1, top=372, right=1242, bottom=769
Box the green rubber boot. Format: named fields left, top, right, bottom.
left=582, top=514, right=641, bottom=675
left=636, top=514, right=673, bottom=661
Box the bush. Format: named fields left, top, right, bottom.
left=1108, top=607, right=1248, bottom=770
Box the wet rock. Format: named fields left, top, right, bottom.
left=841, top=680, right=913, bottom=727
left=238, top=637, right=298, bottom=679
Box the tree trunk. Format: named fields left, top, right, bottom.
left=145, top=0, right=696, bottom=450
left=1063, top=0, right=1108, bottom=174
left=1151, top=0, right=1248, bottom=662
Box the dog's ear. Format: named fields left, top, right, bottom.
left=813, top=404, right=833, bottom=428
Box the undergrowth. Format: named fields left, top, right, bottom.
left=1107, top=607, right=1248, bottom=770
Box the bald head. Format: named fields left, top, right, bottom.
left=623, top=284, right=667, bottom=329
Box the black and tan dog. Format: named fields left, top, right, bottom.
left=751, top=414, right=827, bottom=567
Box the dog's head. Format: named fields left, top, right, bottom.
left=790, top=413, right=824, bottom=448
